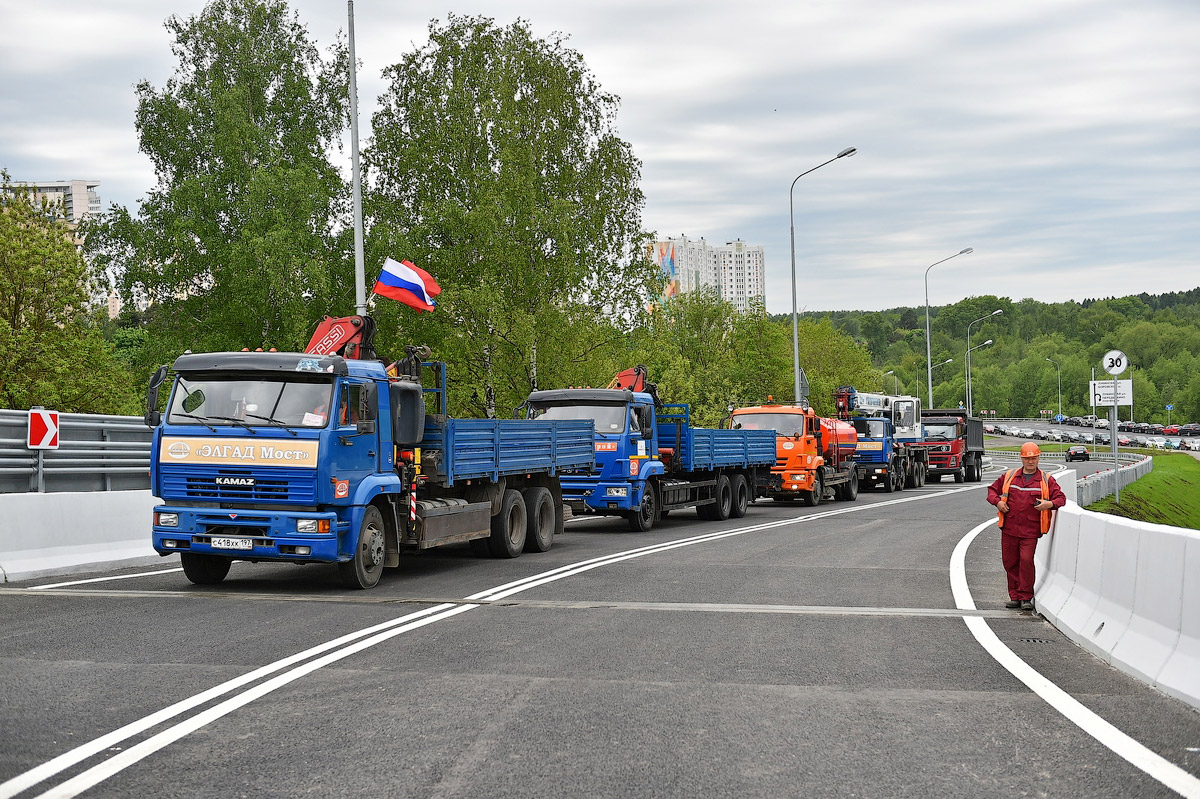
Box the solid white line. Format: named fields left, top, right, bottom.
left=950, top=520, right=1200, bottom=798
left=3, top=483, right=1000, bottom=798
left=29, top=568, right=184, bottom=590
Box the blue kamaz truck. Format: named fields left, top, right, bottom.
left=833, top=386, right=930, bottom=492
left=523, top=373, right=776, bottom=531
left=146, top=340, right=593, bottom=589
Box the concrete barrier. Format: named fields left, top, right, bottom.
left=1034, top=502, right=1200, bottom=711
left=0, top=490, right=159, bottom=582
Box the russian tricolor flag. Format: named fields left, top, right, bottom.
left=372, top=258, right=441, bottom=312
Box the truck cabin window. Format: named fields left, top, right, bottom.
left=731, top=413, right=806, bottom=437
left=336, top=383, right=378, bottom=428
left=922, top=422, right=958, bottom=441
left=533, top=403, right=626, bottom=433
left=167, top=377, right=334, bottom=428
left=852, top=418, right=887, bottom=438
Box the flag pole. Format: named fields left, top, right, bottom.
left=348, top=1, right=367, bottom=316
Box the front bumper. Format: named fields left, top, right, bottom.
left=152, top=505, right=344, bottom=562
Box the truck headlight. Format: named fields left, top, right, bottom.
left=605, top=487, right=628, bottom=498
left=156, top=512, right=179, bottom=528
left=296, top=519, right=330, bottom=533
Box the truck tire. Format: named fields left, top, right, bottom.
left=803, top=472, right=822, bottom=507
left=181, top=553, right=231, bottom=585
left=488, top=489, right=527, bottom=558
left=883, top=466, right=897, bottom=493
left=701, top=474, right=733, bottom=520
left=729, top=474, right=749, bottom=518
left=954, top=467, right=965, bottom=484
left=628, top=482, right=657, bottom=532
left=836, top=470, right=859, bottom=501
left=522, top=487, right=555, bottom=551
left=339, top=505, right=386, bottom=589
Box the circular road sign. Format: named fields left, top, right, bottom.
left=1102, top=349, right=1128, bottom=376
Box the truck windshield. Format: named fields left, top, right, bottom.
left=533, top=403, right=627, bottom=433
left=852, top=418, right=887, bottom=438
left=923, top=422, right=958, bottom=441
left=732, top=412, right=805, bottom=436
left=167, top=376, right=335, bottom=428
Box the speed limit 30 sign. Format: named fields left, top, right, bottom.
left=1103, top=350, right=1128, bottom=376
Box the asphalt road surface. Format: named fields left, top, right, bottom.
left=3, top=459, right=1199, bottom=798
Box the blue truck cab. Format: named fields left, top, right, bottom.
left=524, top=388, right=776, bottom=531
left=834, top=386, right=930, bottom=493
left=148, top=351, right=592, bottom=589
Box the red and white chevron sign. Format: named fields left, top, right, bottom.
left=27, top=408, right=60, bottom=450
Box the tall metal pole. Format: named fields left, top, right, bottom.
left=1046, top=357, right=1061, bottom=419
left=789, top=147, right=856, bottom=404
left=966, top=340, right=992, bottom=413
left=348, top=1, right=367, bottom=315
left=924, top=248, right=973, bottom=408
left=965, top=309, right=1001, bottom=415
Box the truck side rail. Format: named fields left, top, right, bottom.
left=420, top=418, right=595, bottom=485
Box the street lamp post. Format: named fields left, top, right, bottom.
left=966, top=309, right=1002, bottom=415
left=883, top=370, right=899, bottom=394
left=924, top=248, right=974, bottom=408
left=790, top=147, right=856, bottom=404
left=930, top=358, right=953, bottom=408
left=966, top=339, right=993, bottom=414
left=1045, top=357, right=1061, bottom=420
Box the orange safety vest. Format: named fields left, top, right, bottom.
left=996, top=468, right=1052, bottom=534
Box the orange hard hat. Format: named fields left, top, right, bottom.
left=1020, top=442, right=1041, bottom=457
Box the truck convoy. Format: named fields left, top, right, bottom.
left=523, top=368, right=777, bottom=531
left=145, top=315, right=595, bottom=589
left=729, top=401, right=860, bottom=506
left=833, top=386, right=930, bottom=492
left=917, top=408, right=985, bottom=483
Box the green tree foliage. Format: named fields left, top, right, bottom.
left=85, top=0, right=350, bottom=371
left=364, top=15, right=659, bottom=417
left=0, top=175, right=136, bottom=412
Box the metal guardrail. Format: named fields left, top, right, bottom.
left=0, top=410, right=151, bottom=493
left=991, top=452, right=1153, bottom=505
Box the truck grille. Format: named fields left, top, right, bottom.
left=160, top=465, right=317, bottom=504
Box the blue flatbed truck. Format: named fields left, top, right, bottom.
left=523, top=387, right=777, bottom=531
left=146, top=351, right=594, bottom=588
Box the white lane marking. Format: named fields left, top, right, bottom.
left=950, top=520, right=1200, bottom=798
left=0, top=483, right=1000, bottom=798
left=29, top=569, right=184, bottom=590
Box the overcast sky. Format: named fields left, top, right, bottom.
left=3, top=0, right=1198, bottom=314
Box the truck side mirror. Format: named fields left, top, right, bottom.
left=390, top=379, right=425, bottom=446
left=145, top=364, right=168, bottom=427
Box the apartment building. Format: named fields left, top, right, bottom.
left=10, top=179, right=101, bottom=224
left=650, top=235, right=765, bottom=312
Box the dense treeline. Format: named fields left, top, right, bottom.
left=791, top=289, right=1200, bottom=425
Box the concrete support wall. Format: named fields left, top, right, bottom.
left=0, top=490, right=159, bottom=582
left=1034, top=501, right=1200, bottom=711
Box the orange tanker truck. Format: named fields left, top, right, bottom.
left=730, top=401, right=860, bottom=506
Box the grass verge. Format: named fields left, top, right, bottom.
left=1086, top=453, right=1200, bottom=530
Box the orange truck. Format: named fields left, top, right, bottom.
left=730, top=402, right=859, bottom=506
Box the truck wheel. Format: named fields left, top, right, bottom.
left=522, top=487, right=555, bottom=551
left=954, top=467, right=965, bottom=484
left=711, top=474, right=733, bottom=520
left=883, top=468, right=897, bottom=493
left=916, top=463, right=926, bottom=487
left=839, top=470, right=859, bottom=501
left=488, top=489, right=527, bottom=558
left=628, top=482, right=657, bottom=532
left=729, top=474, right=749, bottom=518
left=339, top=505, right=386, bottom=589
left=181, top=553, right=231, bottom=585
left=803, top=472, right=823, bottom=507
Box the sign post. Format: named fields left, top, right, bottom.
left=27, top=407, right=60, bottom=494
left=1102, top=351, right=1128, bottom=502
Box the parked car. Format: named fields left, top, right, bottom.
left=1095, top=432, right=1110, bottom=445
left=1066, top=445, right=1090, bottom=462
left=1163, top=424, right=1181, bottom=435
left=1117, top=434, right=1132, bottom=446
left=1065, top=430, right=1082, bottom=443
left=1080, top=432, right=1095, bottom=444
left=1047, top=430, right=1065, bottom=442
left=983, top=423, right=996, bottom=434
left=1147, top=436, right=1168, bottom=449
left=1180, top=423, right=1200, bottom=437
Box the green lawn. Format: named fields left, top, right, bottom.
left=1086, top=453, right=1200, bottom=530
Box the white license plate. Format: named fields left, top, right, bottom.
left=210, top=536, right=253, bottom=551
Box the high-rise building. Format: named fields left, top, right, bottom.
left=10, top=179, right=101, bottom=224
left=650, top=235, right=765, bottom=312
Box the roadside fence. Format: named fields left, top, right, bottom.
left=0, top=409, right=151, bottom=493
left=991, top=452, right=1152, bottom=506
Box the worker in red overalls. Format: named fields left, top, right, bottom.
left=986, top=442, right=1066, bottom=611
